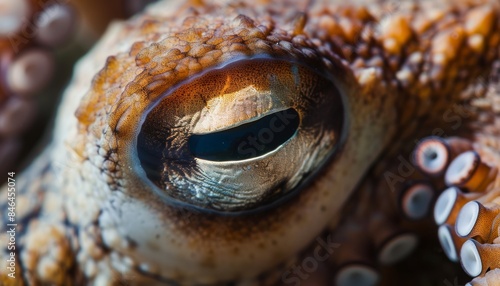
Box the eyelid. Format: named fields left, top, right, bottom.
left=143, top=57, right=300, bottom=134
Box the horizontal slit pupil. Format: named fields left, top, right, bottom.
left=188, top=108, right=300, bottom=161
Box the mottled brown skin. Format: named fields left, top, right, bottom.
left=1, top=0, right=500, bottom=285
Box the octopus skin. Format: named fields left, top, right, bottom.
left=0, top=0, right=500, bottom=285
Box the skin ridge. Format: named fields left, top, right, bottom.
left=0, top=0, right=499, bottom=285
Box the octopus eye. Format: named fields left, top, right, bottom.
left=187, top=108, right=300, bottom=161
left=136, top=57, right=345, bottom=212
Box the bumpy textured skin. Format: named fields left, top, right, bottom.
left=1, top=0, right=500, bottom=285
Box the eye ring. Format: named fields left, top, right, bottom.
left=136, top=55, right=346, bottom=214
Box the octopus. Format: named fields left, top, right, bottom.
left=0, top=0, right=500, bottom=285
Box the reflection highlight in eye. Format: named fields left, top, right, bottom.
left=136, top=56, right=345, bottom=212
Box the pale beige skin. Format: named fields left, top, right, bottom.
left=1, top=0, right=500, bottom=285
